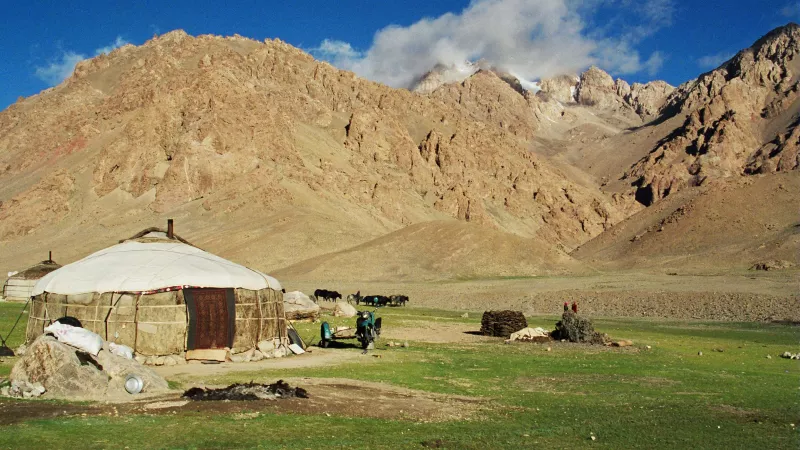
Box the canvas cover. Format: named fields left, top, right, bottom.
left=32, top=241, right=282, bottom=296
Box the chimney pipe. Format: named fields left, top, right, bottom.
left=167, top=219, right=174, bottom=239
left=49, top=251, right=52, bottom=262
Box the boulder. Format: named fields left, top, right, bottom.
left=257, top=339, right=276, bottom=355
left=333, top=302, right=357, bottom=318
left=283, top=291, right=320, bottom=321
left=10, top=335, right=169, bottom=400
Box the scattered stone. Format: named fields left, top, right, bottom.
left=250, top=350, right=265, bottom=362
left=766, top=355, right=772, bottom=359
left=546, top=347, right=552, bottom=352
left=780, top=352, right=798, bottom=359
left=645, top=345, right=652, bottom=350
left=713, top=348, right=724, bottom=353
left=2, top=380, right=46, bottom=399
left=698, top=351, right=703, bottom=356
left=461, top=313, right=469, bottom=318
left=388, top=342, right=396, bottom=347
left=257, top=339, right=276, bottom=355
left=611, top=340, right=633, bottom=347
left=749, top=260, right=795, bottom=271
left=402, top=342, right=409, bottom=348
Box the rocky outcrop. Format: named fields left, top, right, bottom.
left=574, top=66, right=673, bottom=122
left=626, top=23, right=800, bottom=205
left=618, top=81, right=675, bottom=117
left=538, top=74, right=579, bottom=104
left=10, top=335, right=169, bottom=400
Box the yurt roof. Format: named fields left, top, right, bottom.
left=10, top=259, right=62, bottom=280
left=32, top=230, right=281, bottom=296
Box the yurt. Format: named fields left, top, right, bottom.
left=2, top=254, right=61, bottom=302
left=25, top=221, right=288, bottom=357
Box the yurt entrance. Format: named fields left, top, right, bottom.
left=185, top=288, right=236, bottom=349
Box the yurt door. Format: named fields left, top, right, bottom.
left=185, top=288, right=236, bottom=349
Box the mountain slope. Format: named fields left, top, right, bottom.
left=0, top=31, right=619, bottom=277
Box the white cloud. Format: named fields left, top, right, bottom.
left=781, top=3, right=800, bottom=18
left=313, top=0, right=674, bottom=89
left=643, top=51, right=665, bottom=76
left=34, top=36, right=130, bottom=86
left=697, top=52, right=734, bottom=69
left=95, top=36, right=130, bottom=56
left=34, top=51, right=87, bottom=86
left=312, top=39, right=362, bottom=62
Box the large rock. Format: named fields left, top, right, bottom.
left=283, top=291, right=320, bottom=321
left=333, top=301, right=357, bottom=318
left=10, top=335, right=169, bottom=400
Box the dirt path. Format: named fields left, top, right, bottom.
left=153, top=347, right=360, bottom=379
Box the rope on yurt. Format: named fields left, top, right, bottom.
left=0, top=297, right=31, bottom=355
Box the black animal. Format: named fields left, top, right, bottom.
left=362, top=295, right=391, bottom=307
left=313, top=289, right=342, bottom=302
left=390, top=295, right=409, bottom=307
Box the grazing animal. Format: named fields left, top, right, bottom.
left=390, top=295, right=409, bottom=307
left=347, top=291, right=362, bottom=305
left=362, top=295, right=391, bottom=307
left=314, top=289, right=342, bottom=302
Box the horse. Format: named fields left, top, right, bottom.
left=390, top=295, right=409, bottom=307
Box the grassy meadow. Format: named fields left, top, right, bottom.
left=0, top=302, right=798, bottom=449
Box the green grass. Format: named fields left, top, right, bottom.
left=1, top=303, right=798, bottom=449
left=0, top=301, right=29, bottom=377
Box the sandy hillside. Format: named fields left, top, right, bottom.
left=0, top=24, right=798, bottom=307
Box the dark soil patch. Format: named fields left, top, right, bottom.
left=0, top=378, right=487, bottom=424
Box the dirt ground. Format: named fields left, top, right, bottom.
left=0, top=377, right=487, bottom=425
left=284, top=270, right=800, bottom=322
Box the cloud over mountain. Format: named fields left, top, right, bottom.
left=34, top=36, right=129, bottom=86
left=313, top=0, right=673, bottom=88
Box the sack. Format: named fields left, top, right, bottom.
left=108, top=342, right=134, bottom=359
left=44, top=322, right=104, bottom=356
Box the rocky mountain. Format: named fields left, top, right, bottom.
left=0, top=30, right=619, bottom=279
left=0, top=24, right=797, bottom=280
left=626, top=23, right=800, bottom=206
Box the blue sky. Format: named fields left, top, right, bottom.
left=0, top=0, right=794, bottom=109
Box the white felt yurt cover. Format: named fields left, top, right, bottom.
left=32, top=241, right=282, bottom=296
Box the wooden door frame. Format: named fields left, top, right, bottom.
left=184, top=288, right=236, bottom=350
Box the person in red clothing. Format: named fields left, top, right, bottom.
left=563, top=302, right=569, bottom=312
left=571, top=301, right=578, bottom=313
